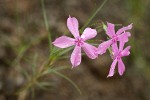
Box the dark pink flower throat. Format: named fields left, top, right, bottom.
left=75, top=37, right=84, bottom=47
left=115, top=51, right=122, bottom=60
left=112, top=35, right=118, bottom=43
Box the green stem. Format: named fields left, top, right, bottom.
left=53, top=71, right=82, bottom=94
left=81, top=0, right=108, bottom=32
left=41, top=0, right=52, bottom=55
left=17, top=58, right=52, bottom=94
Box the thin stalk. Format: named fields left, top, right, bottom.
left=53, top=71, right=82, bottom=94
left=81, top=0, right=108, bottom=32
left=41, top=0, right=52, bottom=55
left=17, top=70, right=42, bottom=94
left=17, top=59, right=52, bottom=94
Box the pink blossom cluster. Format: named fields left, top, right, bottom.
left=52, top=16, right=132, bottom=77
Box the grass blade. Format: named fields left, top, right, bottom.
left=81, top=0, right=108, bottom=32
left=41, top=0, right=52, bottom=55
left=53, top=71, right=82, bottom=94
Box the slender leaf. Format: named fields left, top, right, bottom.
left=30, top=87, right=35, bottom=100
left=41, top=0, right=52, bottom=55
left=42, top=66, right=70, bottom=75
left=52, top=71, right=82, bottom=94
left=81, top=0, right=108, bottom=32
left=36, top=81, right=53, bottom=90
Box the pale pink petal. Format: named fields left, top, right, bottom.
left=121, top=46, right=131, bottom=57
left=106, top=22, right=116, bottom=38
left=107, top=59, right=118, bottom=77
left=82, top=42, right=98, bottom=59
left=97, top=40, right=112, bottom=55
left=111, top=43, right=119, bottom=55
left=81, top=28, right=97, bottom=41
left=116, top=23, right=133, bottom=35
left=119, top=40, right=125, bottom=51
left=71, top=46, right=81, bottom=67
left=118, top=59, right=125, bottom=76
left=67, top=16, right=80, bottom=38
left=118, top=32, right=131, bottom=43
left=126, top=32, right=131, bottom=37
left=111, top=43, right=119, bottom=60
left=119, top=32, right=129, bottom=51
left=52, top=36, right=75, bottom=48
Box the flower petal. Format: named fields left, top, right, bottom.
left=71, top=46, right=81, bottom=67
left=121, top=46, right=131, bottom=57
left=119, top=40, right=125, bottom=51
left=119, top=32, right=129, bottom=51
left=52, top=36, right=75, bottom=48
left=118, top=59, right=125, bottom=76
left=67, top=16, right=80, bottom=38
left=106, top=22, right=116, bottom=38
left=97, top=40, right=112, bottom=55
left=82, top=42, right=98, bottom=59
left=111, top=43, right=119, bottom=55
left=116, top=23, right=133, bottom=35
left=81, top=28, right=97, bottom=41
left=118, top=32, right=131, bottom=43
left=107, top=59, right=118, bottom=77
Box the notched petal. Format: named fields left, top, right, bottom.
left=81, top=28, right=97, bottom=41
left=121, top=46, right=131, bottom=57
left=118, top=32, right=131, bottom=43
left=116, top=23, right=133, bottom=35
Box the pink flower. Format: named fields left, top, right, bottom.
left=107, top=35, right=131, bottom=77
left=52, top=16, right=98, bottom=67
left=97, top=22, right=132, bottom=55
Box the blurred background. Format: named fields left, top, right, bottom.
left=0, top=0, right=150, bottom=100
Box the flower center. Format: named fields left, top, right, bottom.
left=112, top=35, right=118, bottom=43
left=75, top=37, right=84, bottom=47
left=116, top=51, right=122, bottom=60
